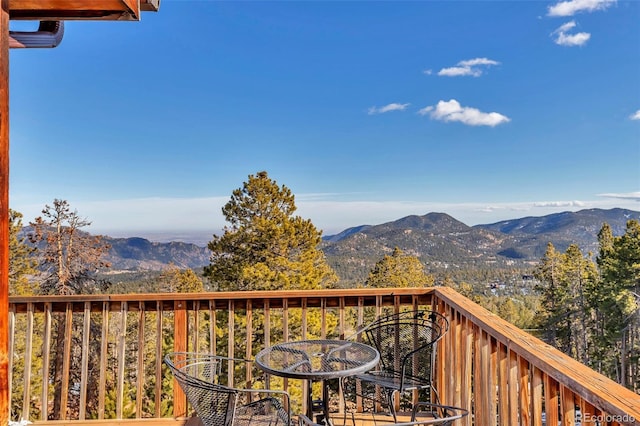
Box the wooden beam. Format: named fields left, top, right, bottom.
left=0, top=1, right=9, bottom=424
left=9, top=0, right=141, bottom=20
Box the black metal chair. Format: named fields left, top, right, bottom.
left=341, top=310, right=449, bottom=423
left=165, top=352, right=293, bottom=426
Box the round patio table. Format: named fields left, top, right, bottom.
left=255, top=339, right=380, bottom=425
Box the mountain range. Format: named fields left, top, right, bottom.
left=100, top=208, right=639, bottom=282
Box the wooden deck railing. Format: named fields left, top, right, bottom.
left=8, top=287, right=640, bottom=425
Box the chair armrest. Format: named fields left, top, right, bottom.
left=236, top=388, right=292, bottom=417
left=298, top=414, right=323, bottom=426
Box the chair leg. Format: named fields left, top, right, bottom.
left=386, top=390, right=398, bottom=423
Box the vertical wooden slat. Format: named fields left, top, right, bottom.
left=209, top=301, right=216, bottom=355
left=227, top=301, right=235, bottom=387
left=283, top=299, right=290, bottom=407
left=482, top=331, right=493, bottom=424
left=98, top=302, right=109, bottom=419
left=21, top=303, right=33, bottom=420
left=544, top=374, right=559, bottom=426
left=136, top=301, right=145, bottom=418
left=41, top=303, right=51, bottom=421
left=301, top=298, right=307, bottom=340
left=154, top=301, right=163, bottom=418
left=0, top=3, right=9, bottom=422
left=453, top=310, right=462, bottom=411
left=472, top=326, right=484, bottom=424
left=263, top=300, right=271, bottom=390
left=461, top=315, right=473, bottom=426
left=339, top=296, right=345, bottom=339
left=116, top=302, right=127, bottom=419
left=7, top=304, right=13, bottom=420
left=489, top=336, right=498, bottom=425
left=508, top=348, right=518, bottom=426
left=532, top=366, right=543, bottom=426
left=60, top=303, right=73, bottom=420
left=519, top=356, right=531, bottom=426
left=173, top=300, right=187, bottom=417
left=560, top=385, right=576, bottom=426
left=79, top=302, right=91, bottom=420
left=498, top=343, right=508, bottom=426
left=320, top=298, right=327, bottom=338
left=245, top=300, right=253, bottom=389
left=192, top=300, right=200, bottom=353
left=356, top=297, right=364, bottom=413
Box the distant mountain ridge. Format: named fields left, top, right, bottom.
left=86, top=208, right=638, bottom=281
left=320, top=208, right=640, bottom=283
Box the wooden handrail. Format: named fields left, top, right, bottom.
left=434, top=286, right=640, bottom=425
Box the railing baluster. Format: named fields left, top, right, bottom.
left=497, top=342, right=508, bottom=426
left=545, top=374, right=560, bottom=426
left=98, top=301, right=108, bottom=420
left=79, top=301, right=90, bottom=420
left=40, top=302, right=51, bottom=421
left=154, top=301, right=163, bottom=419
left=60, top=303, right=73, bottom=420
left=227, top=300, right=234, bottom=387
left=531, top=366, right=543, bottom=426
left=21, top=303, right=33, bottom=421
left=136, top=301, right=145, bottom=418
left=116, top=301, right=127, bottom=419
left=519, top=356, right=531, bottom=425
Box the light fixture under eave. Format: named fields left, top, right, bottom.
left=9, top=20, right=64, bottom=49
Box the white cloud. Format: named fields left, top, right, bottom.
left=438, top=66, right=481, bottom=77
left=548, top=0, right=616, bottom=17
left=368, top=103, right=410, bottom=115
left=437, top=57, right=499, bottom=77
left=630, top=110, right=640, bottom=120
left=418, top=99, right=510, bottom=127
left=533, top=200, right=586, bottom=208
left=598, top=192, right=640, bottom=201
left=459, top=58, right=500, bottom=67
left=423, top=69, right=433, bottom=75
left=552, top=20, right=591, bottom=46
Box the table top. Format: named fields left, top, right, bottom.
left=255, top=339, right=380, bottom=381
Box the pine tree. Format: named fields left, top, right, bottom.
left=597, top=220, right=640, bottom=390
left=365, top=247, right=434, bottom=288
left=534, top=242, right=598, bottom=364
left=204, top=171, right=337, bottom=291
left=9, top=209, right=37, bottom=295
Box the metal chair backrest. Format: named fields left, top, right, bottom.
left=361, top=310, right=447, bottom=390
left=165, top=353, right=238, bottom=426
left=165, top=352, right=293, bottom=426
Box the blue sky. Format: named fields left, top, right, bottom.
left=8, top=0, right=640, bottom=243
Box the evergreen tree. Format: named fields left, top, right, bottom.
left=597, top=220, right=640, bottom=390
left=157, top=266, right=204, bottom=293
left=365, top=247, right=434, bottom=288
left=204, top=171, right=337, bottom=291
left=535, top=243, right=597, bottom=364
left=9, top=209, right=37, bottom=295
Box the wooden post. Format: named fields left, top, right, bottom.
left=0, top=0, right=10, bottom=423
left=173, top=300, right=188, bottom=417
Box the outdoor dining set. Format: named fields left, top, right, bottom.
left=165, top=310, right=469, bottom=426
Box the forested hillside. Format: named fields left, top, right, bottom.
left=321, top=208, right=640, bottom=284
left=44, top=207, right=639, bottom=287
